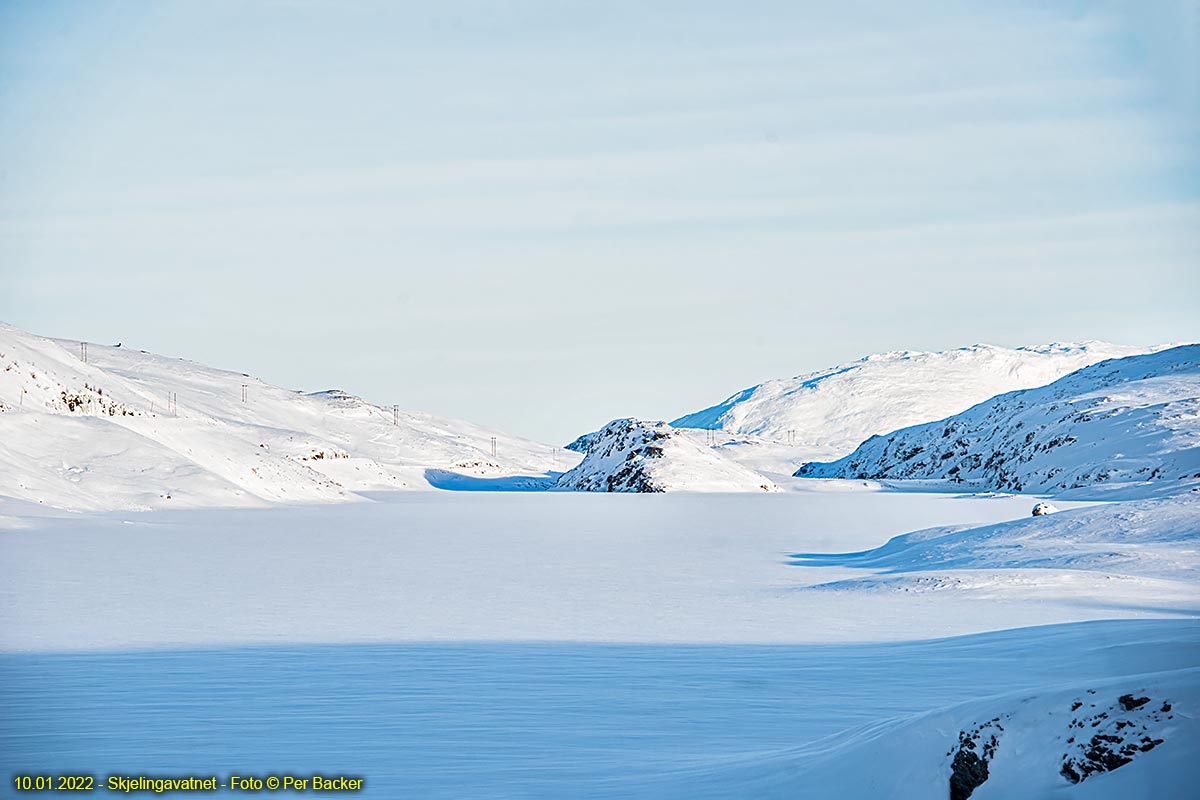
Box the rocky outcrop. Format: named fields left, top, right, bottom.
left=556, top=418, right=777, bottom=493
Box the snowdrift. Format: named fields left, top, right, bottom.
left=798, top=345, right=1200, bottom=496
left=791, top=491, right=1199, bottom=599
left=556, top=418, right=777, bottom=492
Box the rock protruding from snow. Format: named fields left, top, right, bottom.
left=1032, top=502, right=1059, bottom=516
left=1059, top=691, right=1171, bottom=784
left=563, top=431, right=598, bottom=453
left=797, top=346, right=1200, bottom=496
left=555, top=418, right=778, bottom=493
left=949, top=720, right=1001, bottom=800
left=672, top=342, right=1163, bottom=461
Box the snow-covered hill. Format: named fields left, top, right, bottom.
left=556, top=418, right=777, bottom=492
left=0, top=322, right=576, bottom=510
left=797, top=346, right=1200, bottom=496
left=673, top=342, right=1163, bottom=463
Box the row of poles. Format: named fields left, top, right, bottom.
left=71, top=342, right=519, bottom=459
left=76, top=341, right=800, bottom=459
left=707, top=428, right=798, bottom=446
left=150, top=392, right=178, bottom=416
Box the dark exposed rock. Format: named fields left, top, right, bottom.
left=949, top=722, right=1002, bottom=800
left=950, top=748, right=988, bottom=800
left=564, top=431, right=598, bottom=454
left=557, top=418, right=776, bottom=493
left=1119, top=695, right=1150, bottom=711
left=1061, top=692, right=1171, bottom=784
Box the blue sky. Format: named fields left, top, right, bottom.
left=1, top=0, right=1197, bottom=442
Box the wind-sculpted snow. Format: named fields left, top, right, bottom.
left=791, top=493, right=1200, bottom=606
left=5, top=619, right=1196, bottom=799
left=673, top=342, right=1161, bottom=461
left=0, top=322, right=575, bottom=510
left=556, top=418, right=777, bottom=492
left=681, top=664, right=1199, bottom=800
left=797, top=345, right=1200, bottom=496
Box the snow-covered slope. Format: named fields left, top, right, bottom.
left=797, top=346, right=1200, bottom=496
left=673, top=342, right=1163, bottom=463
left=691, top=492, right=1200, bottom=798
left=682, top=655, right=1197, bottom=800
left=556, top=418, right=777, bottom=492
left=791, top=490, right=1199, bottom=594
left=0, top=322, right=576, bottom=510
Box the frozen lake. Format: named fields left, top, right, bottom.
left=0, top=487, right=1121, bottom=651
left=3, top=489, right=1196, bottom=797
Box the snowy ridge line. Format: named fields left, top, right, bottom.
left=671, top=341, right=1166, bottom=462
left=797, top=345, right=1200, bottom=497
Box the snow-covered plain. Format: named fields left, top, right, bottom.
left=4, top=488, right=1157, bottom=650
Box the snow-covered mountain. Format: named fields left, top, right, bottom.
left=0, top=322, right=577, bottom=510
left=798, top=346, right=1200, bottom=496
left=672, top=342, right=1163, bottom=463
left=556, top=418, right=777, bottom=492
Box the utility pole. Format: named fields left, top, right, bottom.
left=490, top=436, right=497, bottom=458
left=80, top=342, right=88, bottom=363
left=393, top=405, right=399, bottom=426
left=241, top=384, right=248, bottom=403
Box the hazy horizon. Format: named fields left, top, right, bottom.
left=3, top=0, right=1197, bottom=442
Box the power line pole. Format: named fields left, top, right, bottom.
left=241, top=384, right=248, bottom=403
left=393, top=405, right=399, bottom=426
left=490, top=436, right=497, bottom=458
left=79, top=342, right=88, bottom=363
